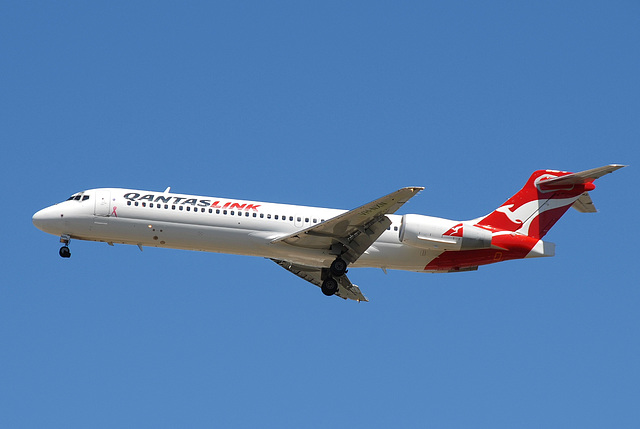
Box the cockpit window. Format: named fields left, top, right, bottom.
left=67, top=193, right=90, bottom=202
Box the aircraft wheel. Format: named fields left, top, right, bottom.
left=59, top=246, right=71, bottom=258
left=330, top=258, right=347, bottom=277
left=321, top=277, right=339, bottom=296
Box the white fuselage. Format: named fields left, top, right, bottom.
left=32, top=188, right=440, bottom=272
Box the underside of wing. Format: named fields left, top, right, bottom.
left=272, top=259, right=368, bottom=302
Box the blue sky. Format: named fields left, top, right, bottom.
left=2, top=1, right=638, bottom=427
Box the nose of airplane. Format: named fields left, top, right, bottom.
left=32, top=205, right=61, bottom=233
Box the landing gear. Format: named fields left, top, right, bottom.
left=321, top=277, right=339, bottom=296
left=59, top=246, right=71, bottom=258
left=321, top=257, right=348, bottom=297
left=330, top=257, right=348, bottom=277
left=59, top=234, right=71, bottom=258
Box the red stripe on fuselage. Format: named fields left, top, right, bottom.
left=424, top=233, right=540, bottom=271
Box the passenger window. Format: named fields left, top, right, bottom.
left=305, top=218, right=309, bottom=223
left=216, top=209, right=220, bottom=214
left=267, top=214, right=271, bottom=219
left=260, top=214, right=264, bottom=218
left=209, top=208, right=213, bottom=213
left=127, top=201, right=132, bottom=206
left=253, top=213, right=257, bottom=218
left=231, top=211, right=235, bottom=215
left=313, top=219, right=317, bottom=223
left=289, top=216, right=293, bottom=221
left=297, top=217, right=301, bottom=222
left=172, top=205, right=176, bottom=210
left=150, top=203, right=154, bottom=208
left=179, top=206, right=183, bottom=211
left=394, top=226, right=398, bottom=231
left=223, top=210, right=227, bottom=215
left=135, top=202, right=139, bottom=206
left=275, top=215, right=279, bottom=220
left=245, top=212, right=249, bottom=217
left=165, top=204, right=168, bottom=209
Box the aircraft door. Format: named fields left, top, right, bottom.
left=94, top=190, right=111, bottom=216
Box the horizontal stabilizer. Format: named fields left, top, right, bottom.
left=539, top=164, right=626, bottom=188
left=572, top=192, right=597, bottom=213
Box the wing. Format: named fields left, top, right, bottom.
left=272, top=259, right=368, bottom=302
left=271, top=187, right=424, bottom=264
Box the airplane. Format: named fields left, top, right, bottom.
left=33, top=164, right=625, bottom=301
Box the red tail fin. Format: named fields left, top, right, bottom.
left=476, top=165, right=624, bottom=239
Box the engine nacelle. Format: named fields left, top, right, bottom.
left=399, top=214, right=492, bottom=251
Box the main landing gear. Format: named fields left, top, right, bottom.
left=59, top=235, right=71, bottom=258
left=321, top=257, right=348, bottom=297
left=330, top=257, right=348, bottom=277
left=321, top=277, right=339, bottom=296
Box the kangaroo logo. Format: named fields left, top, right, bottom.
left=443, top=223, right=463, bottom=237
left=494, top=204, right=525, bottom=227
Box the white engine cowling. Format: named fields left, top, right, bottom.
left=399, top=214, right=492, bottom=251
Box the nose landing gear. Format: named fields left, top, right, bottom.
left=59, top=234, right=71, bottom=258
left=59, top=246, right=71, bottom=258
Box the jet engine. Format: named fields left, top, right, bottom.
left=399, top=214, right=492, bottom=251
